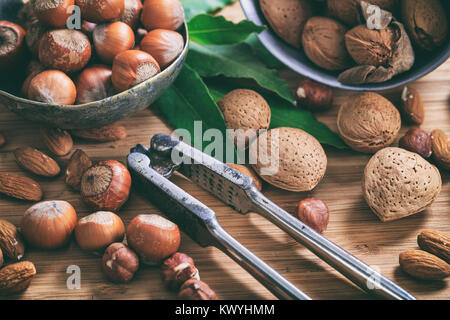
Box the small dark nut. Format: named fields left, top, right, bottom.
left=101, top=242, right=139, bottom=283
left=178, top=279, right=217, bottom=300
left=400, top=86, right=424, bottom=125
left=161, top=252, right=200, bottom=290
left=296, top=198, right=329, bottom=233
left=399, top=128, right=432, bottom=159
left=296, top=79, right=333, bottom=111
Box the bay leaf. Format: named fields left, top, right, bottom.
left=188, top=14, right=265, bottom=45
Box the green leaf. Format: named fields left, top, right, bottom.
left=205, top=78, right=348, bottom=149
left=154, top=65, right=236, bottom=159
left=181, top=0, right=236, bottom=21
left=187, top=42, right=295, bottom=104
left=188, top=14, right=265, bottom=45
left=245, top=34, right=284, bottom=69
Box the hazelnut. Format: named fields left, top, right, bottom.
left=161, top=253, right=200, bottom=290
left=127, top=214, right=181, bottom=265
left=101, top=243, right=139, bottom=283
left=399, top=128, right=432, bottom=159
left=75, top=211, right=125, bottom=252
left=93, top=21, right=135, bottom=64
left=217, top=89, right=271, bottom=148
left=302, top=17, right=352, bottom=71
left=337, top=93, right=401, bottom=153
left=296, top=79, right=333, bottom=112
left=226, top=163, right=263, bottom=191
left=400, top=86, right=424, bottom=125
left=296, top=198, right=329, bottom=233
left=141, top=0, right=185, bottom=31
left=430, top=129, right=450, bottom=171
left=81, top=21, right=97, bottom=38
left=75, top=65, right=114, bottom=104
left=117, top=0, right=143, bottom=29
left=31, top=0, right=75, bottom=27
left=401, top=0, right=448, bottom=51
left=259, top=0, right=313, bottom=48
left=39, top=29, right=92, bottom=73
left=65, top=149, right=92, bottom=191
left=21, top=200, right=78, bottom=249
left=111, top=50, right=160, bottom=92
left=16, top=1, right=38, bottom=30
left=80, top=160, right=132, bottom=212
left=178, top=279, right=217, bottom=300
left=0, top=21, right=26, bottom=72
left=76, top=0, right=125, bottom=23
left=25, top=20, right=47, bottom=56
left=27, top=70, right=77, bottom=105
left=140, top=29, right=184, bottom=69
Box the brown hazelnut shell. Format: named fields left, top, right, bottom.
left=32, top=0, right=75, bottom=27
left=0, top=21, right=26, bottom=71
left=101, top=242, right=139, bottom=283
left=140, top=0, right=185, bottom=31
left=140, top=29, right=184, bottom=69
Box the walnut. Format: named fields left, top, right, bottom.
left=302, top=17, right=353, bottom=71
left=401, top=0, right=448, bottom=51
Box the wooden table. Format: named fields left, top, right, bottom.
left=0, top=3, right=449, bottom=300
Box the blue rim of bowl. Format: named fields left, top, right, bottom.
left=240, top=0, right=450, bottom=91
left=0, top=21, right=190, bottom=108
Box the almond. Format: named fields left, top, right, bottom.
left=65, top=149, right=93, bottom=191
left=14, top=147, right=60, bottom=177
left=418, top=230, right=450, bottom=264
left=71, top=123, right=127, bottom=142
left=0, top=219, right=25, bottom=261
left=0, top=173, right=43, bottom=201
left=40, top=127, right=73, bottom=156
left=399, top=249, right=450, bottom=280
left=0, top=261, right=36, bottom=295
left=400, top=86, right=424, bottom=125
left=431, top=129, right=450, bottom=170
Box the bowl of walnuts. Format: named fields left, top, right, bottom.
left=0, top=0, right=188, bottom=129
left=240, top=0, right=450, bottom=91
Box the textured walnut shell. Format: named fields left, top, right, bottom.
left=217, top=89, right=271, bottom=147
left=259, top=0, right=313, bottom=48
left=345, top=24, right=397, bottom=67
left=401, top=0, right=448, bottom=51
left=363, top=147, right=442, bottom=222
left=250, top=127, right=327, bottom=192
left=337, top=93, right=401, bottom=153
left=327, top=0, right=399, bottom=27
left=302, top=17, right=353, bottom=71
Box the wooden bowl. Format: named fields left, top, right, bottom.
left=240, top=0, right=450, bottom=91
left=0, top=0, right=188, bottom=129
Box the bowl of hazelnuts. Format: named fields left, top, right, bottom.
left=0, top=0, right=188, bottom=129
left=241, top=0, right=450, bottom=91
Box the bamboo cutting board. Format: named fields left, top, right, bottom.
left=0, top=3, right=448, bottom=300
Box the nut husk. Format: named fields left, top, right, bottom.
left=302, top=17, right=353, bottom=71
left=259, top=0, right=313, bottom=48
left=327, top=0, right=399, bottom=27
left=401, top=0, right=448, bottom=51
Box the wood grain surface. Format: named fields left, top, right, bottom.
left=0, top=3, right=449, bottom=300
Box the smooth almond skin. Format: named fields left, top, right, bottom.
left=14, top=147, right=60, bottom=177
left=71, top=123, right=127, bottom=142
left=399, top=249, right=450, bottom=280
left=0, top=261, right=36, bottom=295
left=250, top=127, right=327, bottom=192
left=363, top=148, right=442, bottom=222
left=337, top=93, right=401, bottom=153
left=418, top=230, right=450, bottom=264
left=400, top=86, right=424, bottom=125
left=0, top=219, right=25, bottom=261
left=0, top=173, right=43, bottom=201
left=259, top=0, right=313, bottom=48
left=40, top=127, right=73, bottom=156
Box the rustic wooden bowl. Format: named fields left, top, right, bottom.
left=0, top=0, right=188, bottom=129
left=240, top=0, right=450, bottom=91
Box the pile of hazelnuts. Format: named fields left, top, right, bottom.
left=0, top=0, right=185, bottom=105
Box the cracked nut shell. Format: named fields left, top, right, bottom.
left=363, top=147, right=441, bottom=222
left=161, top=252, right=200, bottom=290
left=101, top=242, right=139, bottom=283
left=337, top=93, right=401, bottom=153
left=178, top=279, right=217, bottom=300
